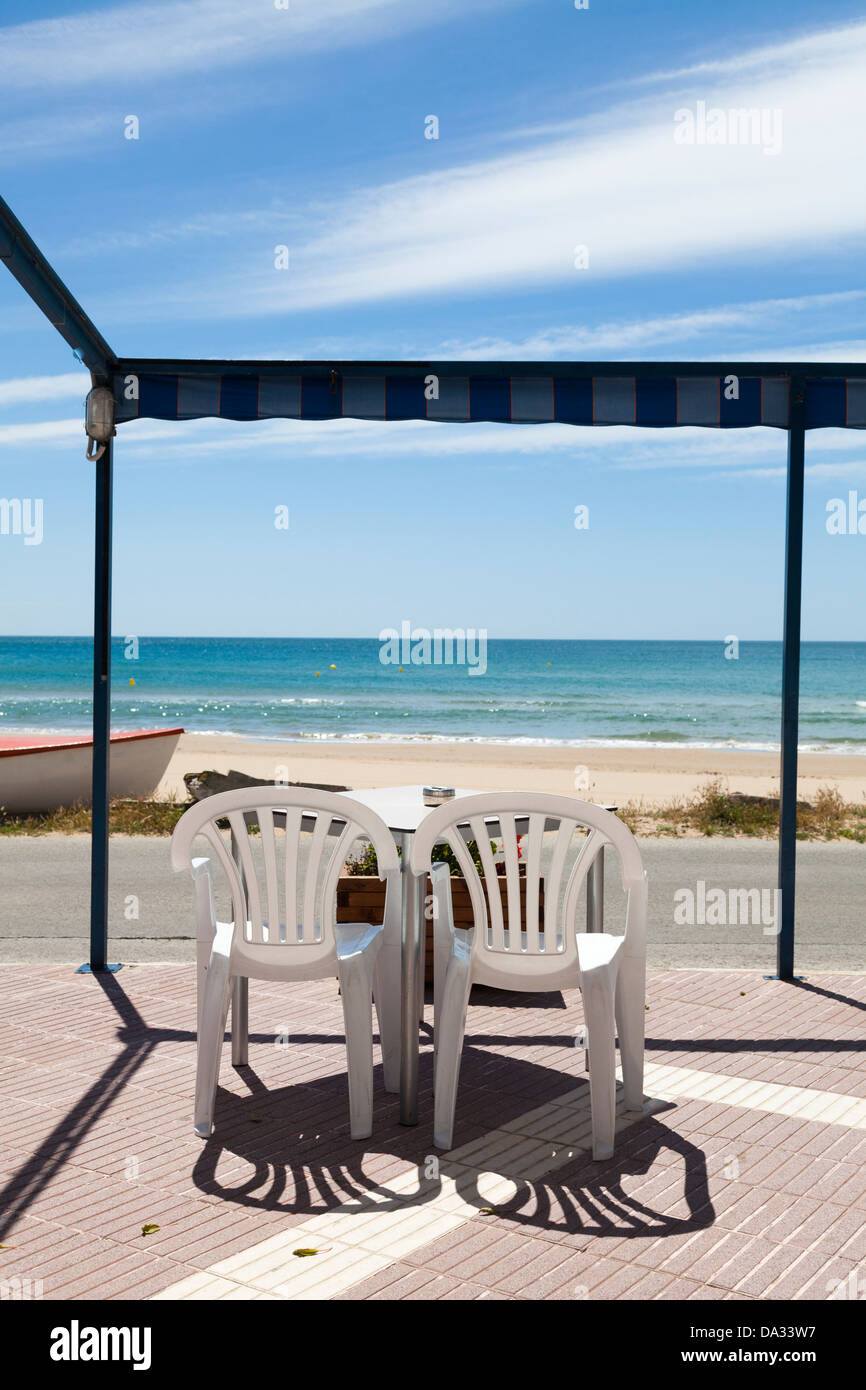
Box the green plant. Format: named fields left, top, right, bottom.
left=618, top=779, right=866, bottom=841
left=811, top=785, right=846, bottom=835
left=0, top=797, right=190, bottom=837
left=346, top=837, right=497, bottom=876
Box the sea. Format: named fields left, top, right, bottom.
left=2, top=637, right=866, bottom=754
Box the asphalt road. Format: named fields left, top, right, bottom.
left=0, top=834, right=863, bottom=972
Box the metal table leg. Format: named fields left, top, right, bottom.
left=229, top=827, right=249, bottom=1065
left=584, top=847, right=605, bottom=1075
left=586, top=846, right=605, bottom=933
left=231, top=977, right=249, bottom=1066
left=399, top=831, right=422, bottom=1125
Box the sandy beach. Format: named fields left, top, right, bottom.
left=155, top=734, right=866, bottom=808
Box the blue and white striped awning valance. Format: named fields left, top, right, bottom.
left=112, top=368, right=866, bottom=430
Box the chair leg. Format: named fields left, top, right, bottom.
left=433, top=954, right=472, bottom=1150
left=615, top=955, right=645, bottom=1112
left=196, top=936, right=210, bottom=1038
left=231, top=976, right=249, bottom=1067
left=581, top=966, right=618, bottom=1161
left=417, top=915, right=426, bottom=1023
left=194, top=951, right=232, bottom=1137
left=373, top=941, right=401, bottom=1094
left=338, top=954, right=375, bottom=1140
left=432, top=916, right=453, bottom=1075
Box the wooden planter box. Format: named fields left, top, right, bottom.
left=337, top=873, right=544, bottom=985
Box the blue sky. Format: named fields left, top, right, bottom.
left=1, top=0, right=865, bottom=641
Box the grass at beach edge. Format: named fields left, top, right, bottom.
left=1, top=781, right=865, bottom=842
left=620, top=780, right=866, bottom=842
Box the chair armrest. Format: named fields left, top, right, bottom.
left=190, top=857, right=217, bottom=943
left=430, top=861, right=455, bottom=934
left=622, top=868, right=649, bottom=960
left=380, top=865, right=402, bottom=947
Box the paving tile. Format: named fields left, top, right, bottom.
left=368, top=1267, right=440, bottom=1300
left=487, top=1239, right=573, bottom=1295
left=759, top=1247, right=842, bottom=1301
left=735, top=1190, right=820, bottom=1241
left=590, top=1260, right=654, bottom=1299
left=689, top=1231, right=777, bottom=1291
left=792, top=1255, right=860, bottom=1301
left=333, top=1261, right=425, bottom=1300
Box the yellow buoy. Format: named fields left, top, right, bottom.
left=329, top=664, right=337, bottom=669
left=129, top=677, right=135, bottom=686
left=315, top=671, right=320, bottom=677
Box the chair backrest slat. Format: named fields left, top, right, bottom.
left=562, top=827, right=604, bottom=928
left=321, top=817, right=358, bottom=937
left=444, top=827, right=489, bottom=932
left=227, top=810, right=263, bottom=941
left=282, top=806, right=302, bottom=942
left=544, top=818, right=575, bottom=936
left=469, top=815, right=504, bottom=949
left=499, top=815, right=523, bottom=949
left=201, top=820, right=247, bottom=931
left=523, top=812, right=545, bottom=951
left=258, top=807, right=280, bottom=942
left=302, top=812, right=331, bottom=942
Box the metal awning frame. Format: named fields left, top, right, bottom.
left=3, top=192, right=863, bottom=980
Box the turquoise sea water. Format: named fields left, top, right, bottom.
left=1, top=638, right=865, bottom=753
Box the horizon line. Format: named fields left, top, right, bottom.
left=2, top=635, right=864, bottom=646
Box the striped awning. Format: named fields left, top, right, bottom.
left=112, top=366, right=866, bottom=430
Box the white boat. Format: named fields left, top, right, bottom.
left=0, top=727, right=184, bottom=814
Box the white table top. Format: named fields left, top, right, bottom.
left=346, top=783, right=616, bottom=835
left=347, top=784, right=480, bottom=834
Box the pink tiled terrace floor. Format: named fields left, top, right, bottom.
left=0, top=965, right=864, bottom=1300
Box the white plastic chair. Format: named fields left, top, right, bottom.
left=410, top=792, right=648, bottom=1160
left=171, top=787, right=401, bottom=1141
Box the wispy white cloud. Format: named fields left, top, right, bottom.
left=803, top=461, right=866, bottom=479
left=4, top=409, right=863, bottom=489
left=3, top=409, right=859, bottom=478
left=720, top=460, right=866, bottom=481
left=0, top=0, right=514, bottom=90
left=721, top=342, right=866, bottom=364
left=437, top=294, right=866, bottom=360
left=80, top=20, right=866, bottom=324
left=56, top=208, right=295, bottom=260
left=0, top=418, right=85, bottom=445
left=0, top=372, right=90, bottom=409
left=623, top=21, right=858, bottom=87
left=0, top=110, right=117, bottom=166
